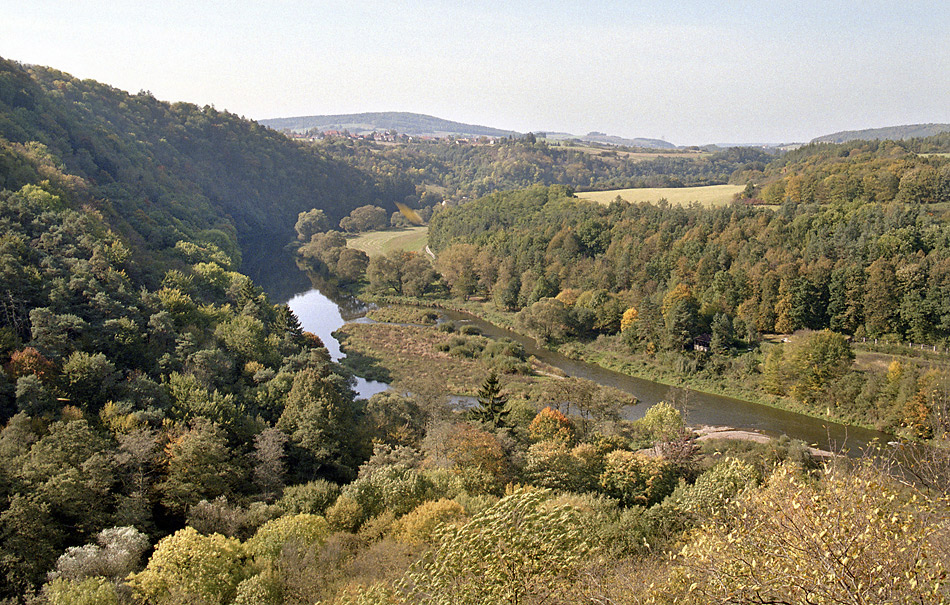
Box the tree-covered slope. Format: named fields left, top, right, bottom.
left=812, top=123, right=950, bottom=144
left=0, top=58, right=411, bottom=274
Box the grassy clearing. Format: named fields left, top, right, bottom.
left=578, top=184, right=745, bottom=207
left=334, top=322, right=538, bottom=396
left=347, top=226, right=428, bottom=257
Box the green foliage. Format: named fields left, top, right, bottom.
left=278, top=368, right=365, bottom=481
left=295, top=208, right=331, bottom=241
left=244, top=513, right=329, bottom=562
left=599, top=450, right=678, bottom=506
left=44, top=577, right=119, bottom=605
left=633, top=401, right=685, bottom=446
left=469, top=371, right=509, bottom=428
left=0, top=59, right=408, bottom=263
left=339, top=464, right=435, bottom=527
left=278, top=479, right=341, bottom=516
left=340, top=205, right=389, bottom=233
left=315, top=136, right=771, bottom=203
left=157, top=419, right=240, bottom=515
left=763, top=330, right=855, bottom=404
left=668, top=457, right=759, bottom=517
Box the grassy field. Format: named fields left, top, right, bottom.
left=347, top=226, right=428, bottom=257
left=578, top=184, right=745, bottom=207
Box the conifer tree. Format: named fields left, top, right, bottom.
left=470, top=371, right=509, bottom=428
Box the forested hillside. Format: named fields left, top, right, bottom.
left=0, top=57, right=410, bottom=278
left=420, top=172, right=950, bottom=432
left=753, top=134, right=950, bottom=205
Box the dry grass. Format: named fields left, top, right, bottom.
left=578, top=184, right=745, bottom=207
left=335, top=323, right=535, bottom=395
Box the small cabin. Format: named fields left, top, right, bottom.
left=692, top=333, right=712, bottom=352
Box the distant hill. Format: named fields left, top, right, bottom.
left=259, top=112, right=520, bottom=138
left=577, top=132, right=676, bottom=149
left=261, top=112, right=678, bottom=149
left=812, top=123, right=950, bottom=144
left=540, top=131, right=676, bottom=149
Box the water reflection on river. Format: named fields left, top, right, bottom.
left=285, top=288, right=389, bottom=400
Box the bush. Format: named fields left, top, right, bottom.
left=404, top=490, right=591, bottom=604
left=392, top=499, right=467, bottom=545
left=278, top=480, right=341, bottom=516
left=670, top=457, right=759, bottom=517
left=326, top=495, right=363, bottom=533
left=339, top=465, right=436, bottom=527
left=245, top=513, right=329, bottom=562
left=600, top=451, right=678, bottom=506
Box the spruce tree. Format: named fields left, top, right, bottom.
left=470, top=371, right=509, bottom=428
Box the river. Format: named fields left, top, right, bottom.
left=243, top=247, right=891, bottom=453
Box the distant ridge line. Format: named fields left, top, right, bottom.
left=811, top=123, right=950, bottom=144
left=258, top=111, right=519, bottom=138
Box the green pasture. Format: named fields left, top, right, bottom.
left=347, top=226, right=429, bottom=257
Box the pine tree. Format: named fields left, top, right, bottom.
left=470, top=371, right=509, bottom=428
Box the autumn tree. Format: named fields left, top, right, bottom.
left=128, top=527, right=247, bottom=605
left=662, top=463, right=950, bottom=604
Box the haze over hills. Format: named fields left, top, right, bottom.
left=539, top=131, right=677, bottom=150
left=259, top=112, right=519, bottom=139
left=259, top=111, right=678, bottom=149
left=811, top=123, right=950, bottom=144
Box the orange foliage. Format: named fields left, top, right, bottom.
left=5, top=347, right=55, bottom=382
left=528, top=407, right=575, bottom=444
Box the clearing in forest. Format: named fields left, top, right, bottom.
left=347, top=226, right=428, bottom=257
left=578, top=184, right=745, bottom=207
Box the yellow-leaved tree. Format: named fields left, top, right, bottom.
left=656, top=463, right=950, bottom=604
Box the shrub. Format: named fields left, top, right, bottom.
left=600, top=451, right=678, bottom=506
left=339, top=465, right=435, bottom=526
left=245, top=514, right=330, bottom=562
left=392, top=499, right=467, bottom=545
left=660, top=463, right=950, bottom=604
left=278, top=479, right=341, bottom=515
left=404, top=489, right=591, bottom=603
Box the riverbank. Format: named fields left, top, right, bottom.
left=358, top=292, right=882, bottom=433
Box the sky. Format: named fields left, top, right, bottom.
left=2, top=1, right=948, bottom=145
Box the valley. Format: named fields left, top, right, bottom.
left=0, top=53, right=949, bottom=605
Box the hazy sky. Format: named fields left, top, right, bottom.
left=2, top=1, right=948, bottom=144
